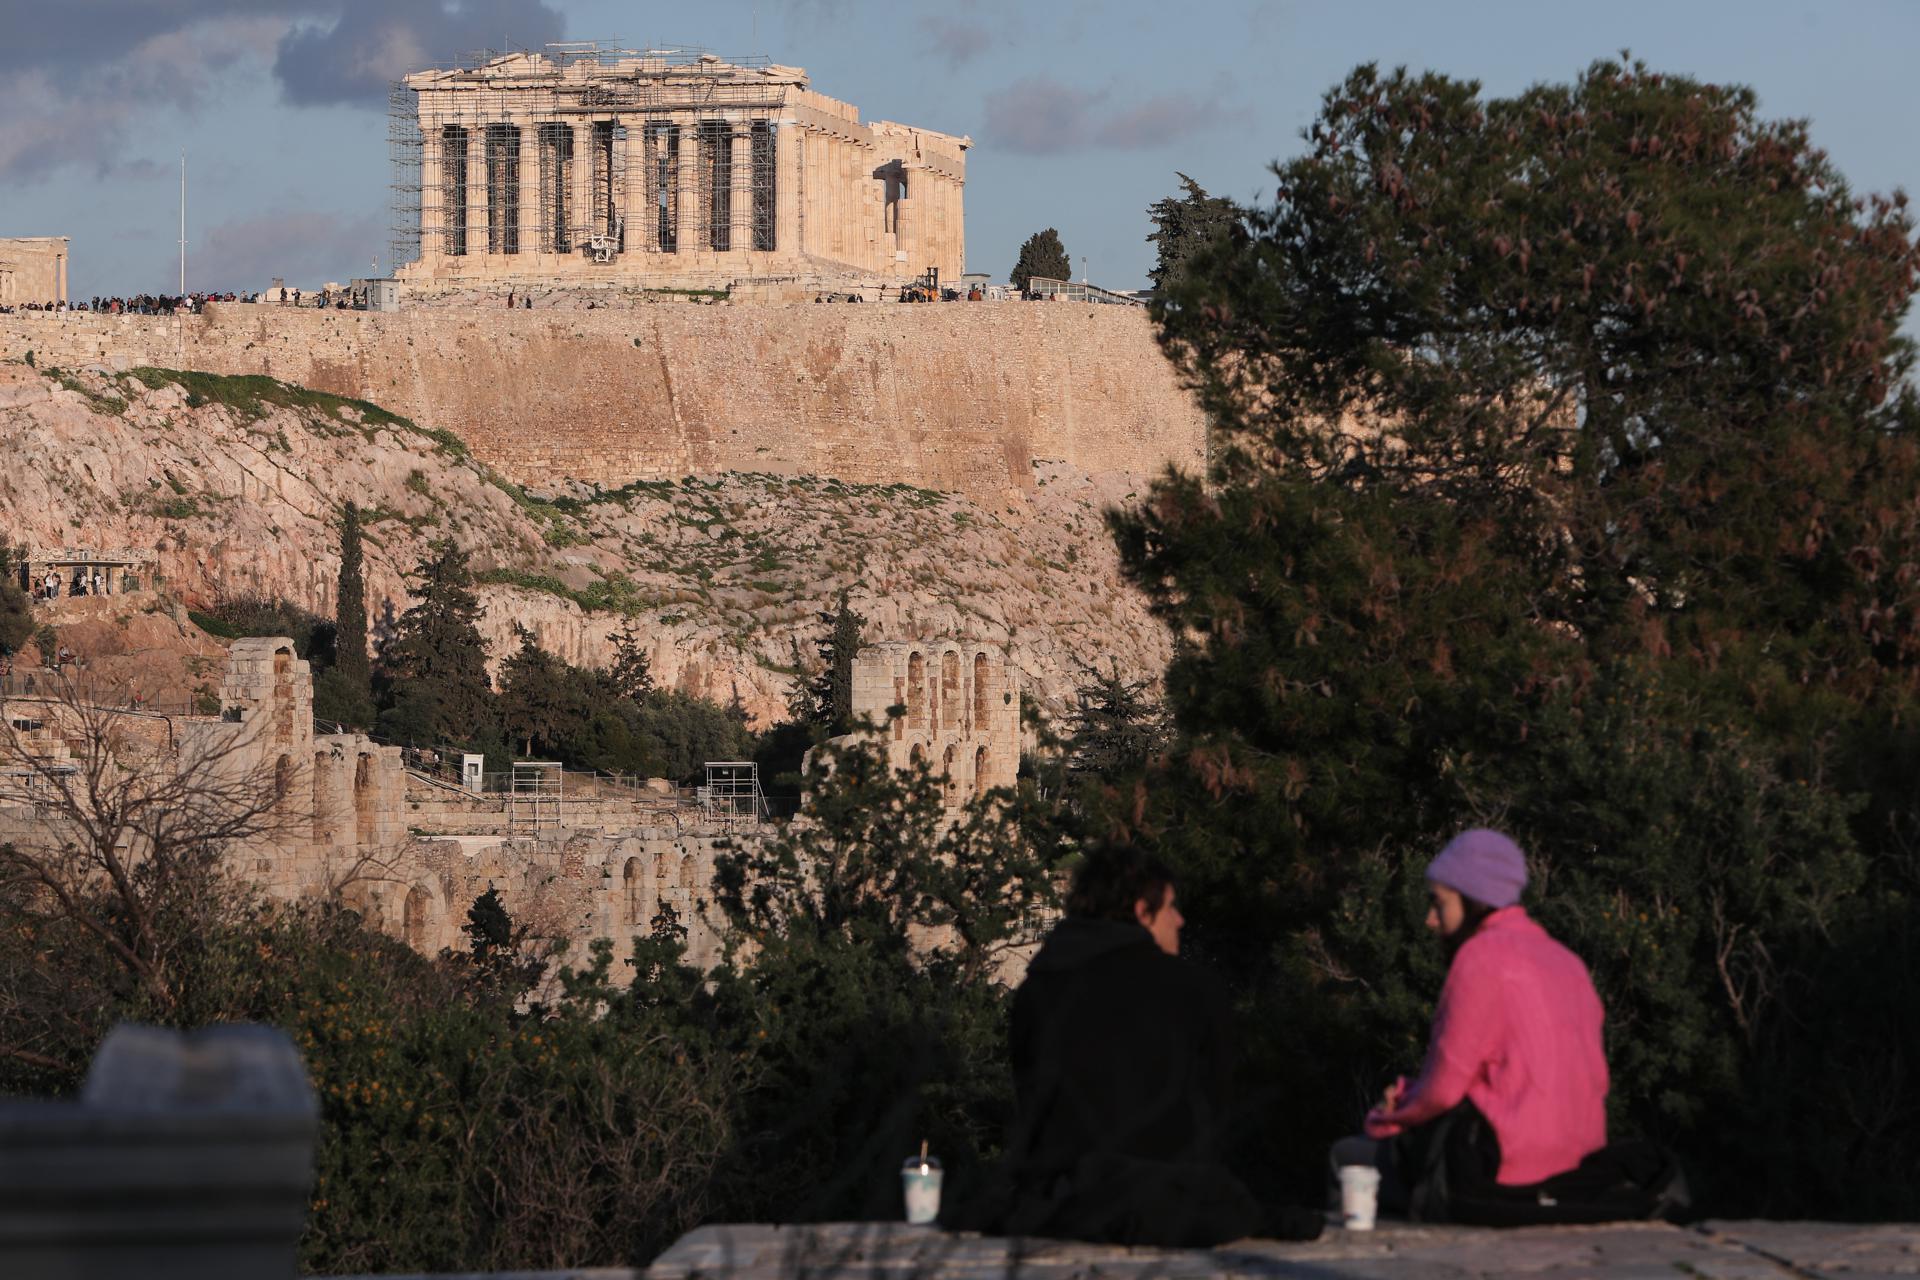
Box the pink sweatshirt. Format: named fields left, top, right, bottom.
left=1367, top=907, right=1608, bottom=1186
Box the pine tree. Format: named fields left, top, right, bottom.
left=606, top=617, right=655, bottom=701
left=1145, top=173, right=1238, bottom=294
left=1010, top=228, right=1071, bottom=293
left=1063, top=659, right=1169, bottom=776
left=1118, top=56, right=1920, bottom=1210
left=377, top=539, right=496, bottom=748
left=498, top=625, right=586, bottom=757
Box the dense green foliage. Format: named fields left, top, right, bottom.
left=376, top=540, right=498, bottom=750
left=1112, top=57, right=1920, bottom=1216
left=1145, top=173, right=1240, bottom=294
left=0, top=731, right=1062, bottom=1272
left=1011, top=228, right=1072, bottom=292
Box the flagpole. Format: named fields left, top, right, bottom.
left=178, top=150, right=187, bottom=296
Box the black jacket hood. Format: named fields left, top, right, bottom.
left=1027, top=916, right=1157, bottom=974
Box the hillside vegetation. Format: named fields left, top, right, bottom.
left=0, top=359, right=1170, bottom=723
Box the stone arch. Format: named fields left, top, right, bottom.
left=973, top=744, right=989, bottom=797
left=311, top=749, right=332, bottom=843
left=403, top=885, right=432, bottom=952
left=942, top=744, right=958, bottom=806
left=909, top=742, right=926, bottom=769
left=624, top=857, right=643, bottom=926
left=907, top=651, right=926, bottom=730
left=353, top=754, right=376, bottom=848
left=973, top=652, right=991, bottom=725
left=942, top=650, right=961, bottom=712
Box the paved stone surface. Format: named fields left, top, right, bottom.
left=639, top=1220, right=1920, bottom=1280
left=1702, top=1221, right=1920, bottom=1279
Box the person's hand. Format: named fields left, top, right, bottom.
left=1379, top=1075, right=1407, bottom=1112
left=1363, top=1107, right=1402, bottom=1141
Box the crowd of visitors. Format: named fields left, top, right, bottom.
left=33, top=567, right=129, bottom=599
left=2, top=287, right=379, bottom=315
left=1, top=292, right=248, bottom=315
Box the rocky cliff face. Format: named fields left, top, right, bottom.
left=0, top=359, right=1174, bottom=726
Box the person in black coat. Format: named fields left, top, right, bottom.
left=958, top=847, right=1321, bottom=1247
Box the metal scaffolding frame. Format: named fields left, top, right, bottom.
left=389, top=43, right=785, bottom=274
left=699, top=761, right=769, bottom=827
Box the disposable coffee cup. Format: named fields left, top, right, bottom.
left=901, top=1152, right=943, bottom=1225
left=1338, top=1164, right=1381, bottom=1231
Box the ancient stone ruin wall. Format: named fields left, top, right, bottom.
left=2, top=635, right=1045, bottom=970
left=854, top=639, right=1019, bottom=804
left=0, top=237, right=69, bottom=306
left=0, top=304, right=1206, bottom=500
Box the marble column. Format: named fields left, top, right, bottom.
left=419, top=130, right=442, bottom=264
left=677, top=120, right=704, bottom=256
left=774, top=121, right=800, bottom=257
left=621, top=119, right=647, bottom=252
left=731, top=128, right=752, bottom=254
left=463, top=118, right=488, bottom=262
left=574, top=122, right=597, bottom=250
left=517, top=122, right=540, bottom=259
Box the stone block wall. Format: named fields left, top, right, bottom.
left=0, top=303, right=1206, bottom=501
left=852, top=639, right=1019, bottom=804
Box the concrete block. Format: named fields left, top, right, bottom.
left=0, top=1023, right=318, bottom=1280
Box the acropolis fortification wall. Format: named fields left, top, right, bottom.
left=0, top=304, right=1205, bottom=498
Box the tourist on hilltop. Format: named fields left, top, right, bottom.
left=952, top=846, right=1322, bottom=1246
left=1340, top=829, right=1686, bottom=1224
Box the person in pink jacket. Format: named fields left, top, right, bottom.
left=1347, top=829, right=1611, bottom=1221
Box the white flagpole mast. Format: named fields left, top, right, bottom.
left=178, top=150, right=187, bottom=296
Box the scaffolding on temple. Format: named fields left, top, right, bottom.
left=388, top=42, right=786, bottom=277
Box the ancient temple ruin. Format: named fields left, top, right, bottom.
left=389, top=44, right=968, bottom=293
left=0, top=237, right=70, bottom=307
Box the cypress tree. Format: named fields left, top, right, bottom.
left=335, top=503, right=369, bottom=694
left=808, top=590, right=865, bottom=734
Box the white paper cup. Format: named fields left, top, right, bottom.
left=901, top=1159, right=943, bottom=1225
left=1338, top=1164, right=1381, bottom=1230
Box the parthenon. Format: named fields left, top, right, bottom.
left=390, top=44, right=968, bottom=292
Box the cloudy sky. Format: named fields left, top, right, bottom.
left=3, top=0, right=1916, bottom=299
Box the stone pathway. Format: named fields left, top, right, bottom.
left=640, top=1219, right=1920, bottom=1280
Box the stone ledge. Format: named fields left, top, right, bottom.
left=623, top=1219, right=1920, bottom=1280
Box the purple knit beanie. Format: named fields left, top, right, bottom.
left=1426, top=828, right=1528, bottom=908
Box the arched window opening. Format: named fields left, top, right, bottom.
left=939, top=651, right=960, bottom=734
left=403, top=886, right=431, bottom=951
left=353, top=754, right=376, bottom=848
left=311, top=751, right=331, bottom=842
left=973, top=653, right=990, bottom=725
left=941, top=744, right=958, bottom=807
left=624, top=857, right=642, bottom=926
left=907, top=652, right=926, bottom=730
left=973, top=744, right=989, bottom=797
left=274, top=754, right=292, bottom=802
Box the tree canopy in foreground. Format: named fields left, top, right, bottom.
left=1114, top=56, right=1920, bottom=1216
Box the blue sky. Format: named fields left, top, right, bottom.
left=3, top=1, right=1915, bottom=300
